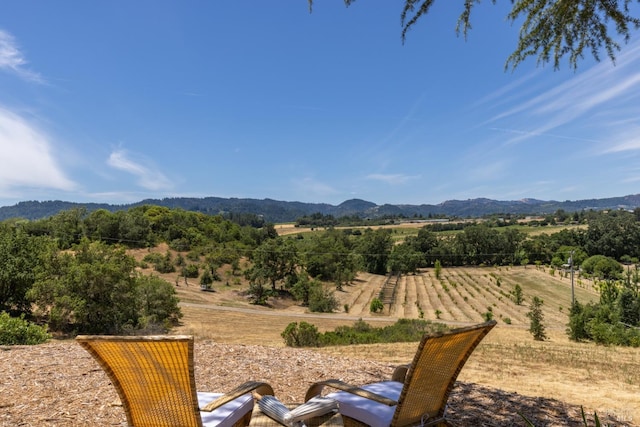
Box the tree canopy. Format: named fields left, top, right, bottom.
left=309, top=0, right=640, bottom=70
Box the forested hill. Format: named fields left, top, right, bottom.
left=1, top=194, right=640, bottom=223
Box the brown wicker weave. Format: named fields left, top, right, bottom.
left=76, top=335, right=273, bottom=427
left=304, top=321, right=497, bottom=427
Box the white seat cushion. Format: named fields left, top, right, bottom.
left=197, top=392, right=254, bottom=427
left=326, top=381, right=403, bottom=427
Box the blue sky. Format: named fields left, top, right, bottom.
left=1, top=1, right=640, bottom=208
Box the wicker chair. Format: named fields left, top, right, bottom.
left=304, top=321, right=496, bottom=427
left=76, top=335, right=273, bottom=427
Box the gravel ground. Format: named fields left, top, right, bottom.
left=0, top=340, right=633, bottom=427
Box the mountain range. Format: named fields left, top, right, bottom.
left=1, top=193, right=639, bottom=223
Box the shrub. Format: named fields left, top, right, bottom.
left=174, top=253, right=186, bottom=267
left=512, top=284, right=524, bottom=305
left=143, top=252, right=175, bottom=273
left=200, top=269, right=214, bottom=290
left=282, top=318, right=449, bottom=347
left=281, top=321, right=320, bottom=347
left=186, top=251, right=201, bottom=262
left=434, top=260, right=442, bottom=279
left=156, top=251, right=176, bottom=273
left=181, top=264, right=199, bottom=278
left=567, top=300, right=592, bottom=341
left=0, top=312, right=50, bottom=345
left=142, top=253, right=163, bottom=264
left=308, top=283, right=338, bottom=313
left=248, top=280, right=271, bottom=305
left=370, top=298, right=384, bottom=313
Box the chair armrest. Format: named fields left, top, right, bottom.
left=304, top=379, right=397, bottom=406
left=391, top=364, right=410, bottom=382
left=201, top=381, right=274, bottom=412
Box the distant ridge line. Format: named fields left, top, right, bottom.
left=1, top=194, right=639, bottom=223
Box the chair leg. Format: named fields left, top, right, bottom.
left=233, top=410, right=253, bottom=427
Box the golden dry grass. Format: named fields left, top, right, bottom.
left=169, top=265, right=639, bottom=424
left=128, top=242, right=638, bottom=424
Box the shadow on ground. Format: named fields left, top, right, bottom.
left=447, top=382, right=632, bottom=426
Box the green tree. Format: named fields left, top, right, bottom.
left=406, top=227, right=438, bottom=267
left=29, top=239, right=180, bottom=334
left=154, top=250, right=175, bottom=273
left=247, top=276, right=271, bottom=305
left=388, top=243, right=422, bottom=274
left=567, top=300, right=591, bottom=341
left=527, top=296, right=547, bottom=341
left=136, top=275, right=182, bottom=328
left=582, top=255, right=623, bottom=281
left=434, top=259, right=442, bottom=280
left=512, top=283, right=524, bottom=305
left=584, top=210, right=640, bottom=260
left=200, top=268, right=214, bottom=290
left=247, top=237, right=298, bottom=290
left=116, top=208, right=154, bottom=248
left=0, top=226, right=53, bottom=315
left=357, top=228, right=393, bottom=275
left=455, top=224, right=504, bottom=265
left=308, top=281, right=338, bottom=313
left=83, top=209, right=120, bottom=243
left=302, top=229, right=357, bottom=284
left=48, top=207, right=86, bottom=249
left=181, top=264, right=199, bottom=278
left=310, top=0, right=640, bottom=70
left=617, top=287, right=640, bottom=326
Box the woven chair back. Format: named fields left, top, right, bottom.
left=392, top=321, right=496, bottom=427
left=76, top=335, right=202, bottom=427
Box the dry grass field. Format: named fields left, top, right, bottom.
left=163, top=260, right=639, bottom=425
left=2, top=248, right=638, bottom=425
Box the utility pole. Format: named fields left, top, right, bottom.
left=569, top=250, right=575, bottom=306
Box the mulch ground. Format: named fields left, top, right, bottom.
left=0, top=340, right=633, bottom=426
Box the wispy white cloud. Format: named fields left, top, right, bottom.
left=622, top=175, right=640, bottom=183
left=107, top=149, right=173, bottom=191
left=489, top=127, right=600, bottom=143
left=365, top=173, right=420, bottom=185
left=485, top=39, right=640, bottom=147
left=0, top=29, right=43, bottom=83
left=471, top=71, right=541, bottom=111
left=0, top=107, right=76, bottom=195
left=601, top=123, right=640, bottom=154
